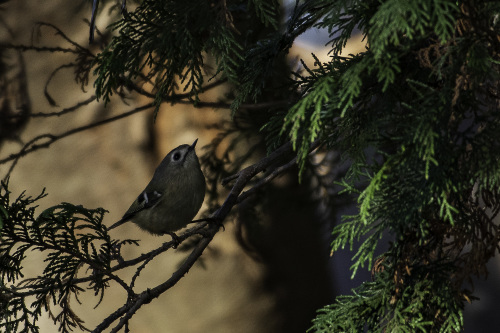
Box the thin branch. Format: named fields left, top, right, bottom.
left=0, top=77, right=228, bottom=179
left=1, top=103, right=155, bottom=180
left=44, top=63, right=77, bottom=107
left=233, top=139, right=321, bottom=204
left=237, top=156, right=298, bottom=204
left=103, top=230, right=216, bottom=333
left=111, top=223, right=208, bottom=271
left=33, top=22, right=94, bottom=57
left=0, top=42, right=82, bottom=54
left=7, top=96, right=98, bottom=118
left=169, top=98, right=290, bottom=110
left=221, top=141, right=295, bottom=187
left=240, top=100, right=290, bottom=110
left=177, top=100, right=231, bottom=109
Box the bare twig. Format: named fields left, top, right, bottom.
left=237, top=157, right=298, bottom=204
left=34, top=22, right=93, bottom=56
left=234, top=139, right=322, bottom=203
left=101, top=229, right=217, bottom=333
left=1, top=103, right=155, bottom=180
left=44, top=63, right=77, bottom=107
left=5, top=96, right=97, bottom=118
left=93, top=223, right=215, bottom=332
left=0, top=42, right=83, bottom=54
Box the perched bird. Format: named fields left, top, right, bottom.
left=109, top=139, right=206, bottom=239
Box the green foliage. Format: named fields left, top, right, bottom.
left=310, top=260, right=464, bottom=332
left=277, top=0, right=499, bottom=331
left=249, top=0, right=280, bottom=29
left=0, top=183, right=136, bottom=333
left=93, top=0, right=244, bottom=111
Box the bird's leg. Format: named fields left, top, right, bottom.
left=166, top=232, right=180, bottom=248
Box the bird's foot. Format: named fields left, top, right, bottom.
left=166, top=232, right=180, bottom=248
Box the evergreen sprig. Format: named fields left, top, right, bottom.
left=0, top=183, right=135, bottom=333
left=93, top=0, right=244, bottom=112
left=275, top=0, right=500, bottom=331
left=310, top=260, right=464, bottom=332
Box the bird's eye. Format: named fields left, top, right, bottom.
left=172, top=152, right=182, bottom=161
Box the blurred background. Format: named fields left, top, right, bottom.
left=0, top=1, right=498, bottom=332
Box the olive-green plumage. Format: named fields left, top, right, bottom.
left=109, top=139, right=205, bottom=235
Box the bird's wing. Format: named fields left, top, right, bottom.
left=108, top=190, right=163, bottom=230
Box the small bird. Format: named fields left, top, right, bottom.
left=109, top=139, right=206, bottom=239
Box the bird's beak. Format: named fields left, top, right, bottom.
left=189, top=139, right=198, bottom=151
